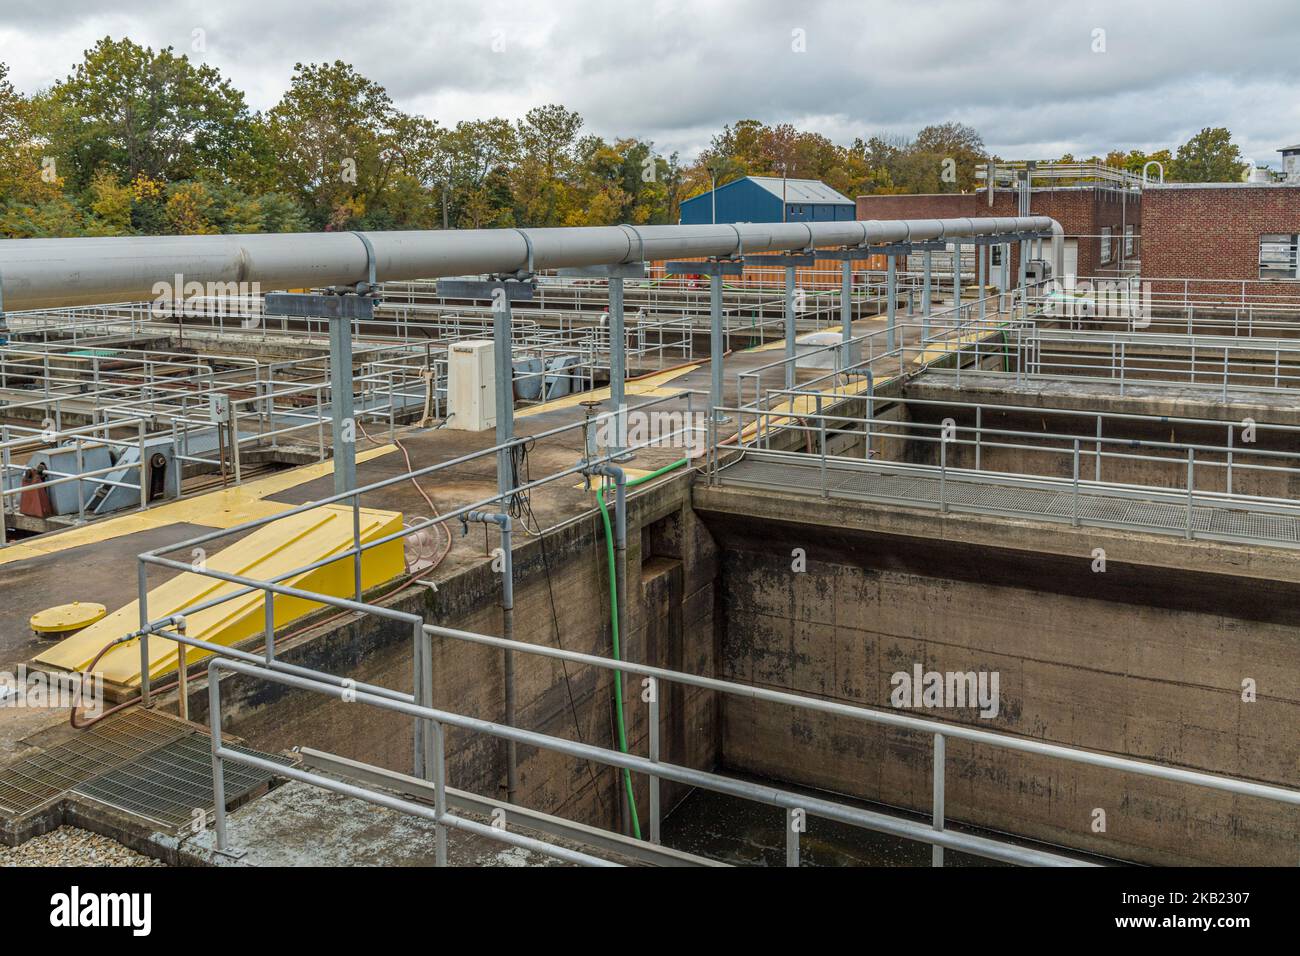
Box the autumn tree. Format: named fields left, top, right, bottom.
left=0, top=63, right=43, bottom=201
left=511, top=104, right=583, bottom=226
left=1102, top=148, right=1174, bottom=182
left=7, top=44, right=1260, bottom=239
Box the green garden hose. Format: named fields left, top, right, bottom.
left=596, top=457, right=689, bottom=839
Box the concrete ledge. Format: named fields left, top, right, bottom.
left=693, top=481, right=1300, bottom=589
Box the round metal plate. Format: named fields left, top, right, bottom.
left=30, top=601, right=107, bottom=634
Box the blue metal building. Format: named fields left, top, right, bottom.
left=679, top=176, right=856, bottom=225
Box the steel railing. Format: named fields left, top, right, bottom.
left=713, top=392, right=1300, bottom=548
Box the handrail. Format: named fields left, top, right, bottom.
left=419, top=619, right=1300, bottom=809
left=714, top=399, right=1300, bottom=548
left=201, top=641, right=1092, bottom=867
left=207, top=659, right=618, bottom=867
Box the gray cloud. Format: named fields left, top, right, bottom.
left=1, top=0, right=1297, bottom=166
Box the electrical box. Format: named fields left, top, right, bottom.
left=446, top=340, right=497, bottom=431
left=209, top=393, right=231, bottom=424
left=543, top=355, right=582, bottom=400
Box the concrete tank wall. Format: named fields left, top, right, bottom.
left=696, top=493, right=1300, bottom=866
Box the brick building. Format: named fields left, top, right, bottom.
left=1141, top=183, right=1300, bottom=297
left=857, top=162, right=1300, bottom=303
left=856, top=184, right=1140, bottom=281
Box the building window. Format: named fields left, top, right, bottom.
left=1259, top=234, right=1299, bottom=280
left=1099, top=227, right=1113, bottom=264
left=1124, top=225, right=1135, bottom=258
left=991, top=245, right=1003, bottom=267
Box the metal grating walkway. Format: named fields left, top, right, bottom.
left=0, top=708, right=288, bottom=830
left=73, top=735, right=289, bottom=830
left=718, top=455, right=1300, bottom=549
left=0, top=710, right=190, bottom=817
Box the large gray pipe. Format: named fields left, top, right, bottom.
left=0, top=217, right=1061, bottom=311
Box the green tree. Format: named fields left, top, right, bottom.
left=87, top=170, right=133, bottom=233
left=267, top=61, right=401, bottom=228
left=910, top=122, right=988, bottom=192
left=0, top=196, right=87, bottom=237
left=254, top=192, right=311, bottom=233
left=40, top=38, right=252, bottom=191
left=566, top=136, right=675, bottom=225
left=617, top=139, right=674, bottom=224
left=164, top=181, right=218, bottom=234
left=440, top=118, right=517, bottom=228
left=1170, top=127, right=1248, bottom=183
left=518, top=104, right=583, bottom=175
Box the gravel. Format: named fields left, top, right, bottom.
left=0, top=826, right=164, bottom=867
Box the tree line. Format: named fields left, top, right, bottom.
left=0, top=37, right=1254, bottom=238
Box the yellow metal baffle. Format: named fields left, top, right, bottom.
left=35, top=504, right=406, bottom=694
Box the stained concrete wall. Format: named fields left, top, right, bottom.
left=696, top=487, right=1300, bottom=866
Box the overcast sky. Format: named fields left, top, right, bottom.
left=2, top=0, right=1298, bottom=168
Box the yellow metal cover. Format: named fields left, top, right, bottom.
left=34, top=504, right=405, bottom=690
left=30, top=602, right=108, bottom=634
